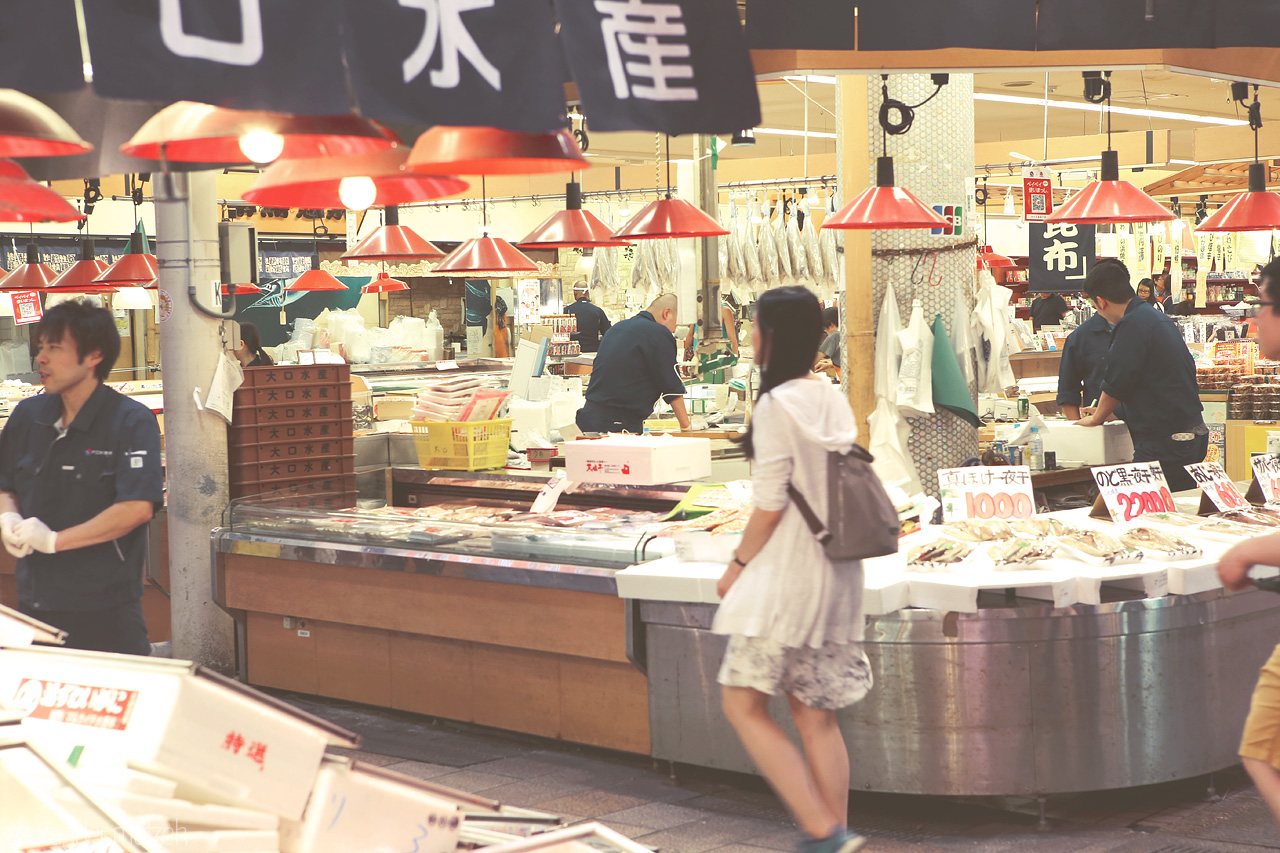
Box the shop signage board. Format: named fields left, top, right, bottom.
left=10, top=292, right=42, bottom=326
left=1028, top=222, right=1095, bottom=293
left=1252, top=454, right=1280, bottom=504
left=1186, top=461, right=1250, bottom=512
left=1091, top=462, right=1175, bottom=522
left=1021, top=167, right=1054, bottom=222
left=938, top=466, right=1034, bottom=522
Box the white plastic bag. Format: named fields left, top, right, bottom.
left=895, top=299, right=935, bottom=416
left=951, top=287, right=977, bottom=386
left=875, top=282, right=904, bottom=403
left=868, top=397, right=920, bottom=494
left=972, top=270, right=1017, bottom=394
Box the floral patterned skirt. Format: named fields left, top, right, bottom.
left=717, top=634, right=874, bottom=710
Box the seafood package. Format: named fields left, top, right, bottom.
left=943, top=519, right=1015, bottom=542
left=1119, top=527, right=1203, bottom=560
left=1217, top=509, right=1280, bottom=528
left=1197, top=519, right=1264, bottom=539
left=1056, top=530, right=1143, bottom=565
left=1141, top=512, right=1203, bottom=529
left=1012, top=517, right=1077, bottom=539
left=988, top=538, right=1060, bottom=570
left=907, top=539, right=973, bottom=571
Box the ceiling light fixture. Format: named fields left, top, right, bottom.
left=94, top=229, right=158, bottom=286
left=0, top=243, right=57, bottom=291
left=112, top=287, right=155, bottom=310
left=342, top=206, right=446, bottom=262
left=361, top=270, right=409, bottom=293
left=0, top=89, right=92, bottom=158
left=432, top=177, right=540, bottom=276
left=973, top=92, right=1249, bottom=127
left=520, top=180, right=631, bottom=248
left=244, top=146, right=467, bottom=210
left=288, top=253, right=349, bottom=292
left=823, top=75, right=950, bottom=230
left=1197, top=86, right=1280, bottom=232
left=337, top=175, right=378, bottom=211
left=47, top=238, right=114, bottom=292
left=730, top=129, right=756, bottom=147
left=407, top=126, right=587, bottom=175
left=611, top=137, right=729, bottom=240
left=0, top=159, right=85, bottom=223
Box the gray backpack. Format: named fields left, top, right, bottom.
left=786, top=444, right=901, bottom=561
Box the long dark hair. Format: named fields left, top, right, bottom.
left=737, top=286, right=824, bottom=458
left=241, top=321, right=274, bottom=365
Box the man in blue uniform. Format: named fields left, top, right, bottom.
left=0, top=301, right=163, bottom=655
left=564, top=282, right=611, bottom=353
left=576, top=293, right=690, bottom=435
left=1055, top=310, right=1112, bottom=421
left=1075, top=259, right=1205, bottom=491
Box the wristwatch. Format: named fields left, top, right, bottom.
left=730, top=554, right=747, bottom=569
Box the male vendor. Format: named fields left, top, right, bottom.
left=1056, top=307, right=1112, bottom=420
left=1075, top=259, right=1206, bottom=491
left=577, top=293, right=690, bottom=434
left=564, top=282, right=611, bottom=353
left=0, top=301, right=163, bottom=655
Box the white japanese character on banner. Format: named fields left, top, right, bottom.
left=1043, top=238, right=1080, bottom=273
left=159, top=0, right=264, bottom=66
left=400, top=0, right=500, bottom=90
left=595, top=0, right=698, bottom=102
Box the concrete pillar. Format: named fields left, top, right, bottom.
left=836, top=77, right=874, bottom=439
left=692, top=133, right=723, bottom=347
left=156, top=170, right=235, bottom=671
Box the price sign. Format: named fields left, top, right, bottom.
left=10, top=291, right=41, bottom=325
left=1022, top=166, right=1054, bottom=222
left=1092, top=462, right=1175, bottom=522
left=1186, top=461, right=1249, bottom=512
left=1252, top=453, right=1280, bottom=505
left=938, top=466, right=1035, bottom=522
left=434, top=360, right=459, bottom=371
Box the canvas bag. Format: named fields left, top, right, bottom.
left=786, top=444, right=900, bottom=561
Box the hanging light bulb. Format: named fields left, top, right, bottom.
left=338, top=175, right=378, bottom=211
left=1003, top=192, right=1016, bottom=217
left=238, top=129, right=285, bottom=164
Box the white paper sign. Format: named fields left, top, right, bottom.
left=1185, top=461, right=1249, bottom=511
left=1252, top=453, right=1280, bottom=505
left=435, top=360, right=459, bottom=371
left=938, top=466, right=1035, bottom=522
left=1092, top=462, right=1175, bottom=522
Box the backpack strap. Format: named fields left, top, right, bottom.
left=787, top=483, right=832, bottom=547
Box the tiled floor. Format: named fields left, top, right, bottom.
left=281, top=691, right=1280, bottom=853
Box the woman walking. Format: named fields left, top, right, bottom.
left=715, top=286, right=872, bottom=853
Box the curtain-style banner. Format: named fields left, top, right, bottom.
left=0, top=0, right=84, bottom=94
left=2, top=0, right=759, bottom=135
left=1036, top=0, right=1214, bottom=50
left=555, top=0, right=761, bottom=133
left=745, top=0, right=854, bottom=50
left=1027, top=222, right=1097, bottom=294
left=857, top=0, right=1035, bottom=51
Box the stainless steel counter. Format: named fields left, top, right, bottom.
left=638, top=589, right=1280, bottom=796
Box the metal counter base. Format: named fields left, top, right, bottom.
left=640, top=589, right=1280, bottom=796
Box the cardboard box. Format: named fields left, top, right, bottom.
left=564, top=434, right=712, bottom=485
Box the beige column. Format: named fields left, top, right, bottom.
left=836, top=77, right=874, bottom=438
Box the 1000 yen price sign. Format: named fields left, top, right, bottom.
left=964, top=491, right=1034, bottom=520
left=1092, top=462, right=1174, bottom=522
left=938, top=466, right=1034, bottom=522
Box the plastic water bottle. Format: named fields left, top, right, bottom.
left=1027, top=426, right=1045, bottom=472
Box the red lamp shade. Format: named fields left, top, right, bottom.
left=1045, top=150, right=1172, bottom=224
left=94, top=232, right=157, bottom=286
left=822, top=157, right=949, bottom=230
left=611, top=196, right=729, bottom=240
left=0, top=90, right=92, bottom=158
left=407, top=126, right=587, bottom=176
left=342, top=206, right=445, bottom=260
left=521, top=182, right=630, bottom=247
left=432, top=235, right=539, bottom=277
left=1196, top=163, right=1280, bottom=232
left=362, top=272, right=409, bottom=293
left=222, top=281, right=264, bottom=295
left=120, top=102, right=396, bottom=165
left=1, top=243, right=57, bottom=291
left=976, top=245, right=1015, bottom=270
left=0, top=160, right=86, bottom=223
left=243, top=146, right=467, bottom=209
left=287, top=255, right=349, bottom=292
left=47, top=239, right=115, bottom=292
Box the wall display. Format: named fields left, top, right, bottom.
left=1028, top=222, right=1095, bottom=294
left=938, top=466, right=1034, bottom=522
left=1092, top=462, right=1175, bottom=522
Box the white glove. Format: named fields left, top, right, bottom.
left=14, top=517, right=56, bottom=555
left=0, top=512, right=30, bottom=558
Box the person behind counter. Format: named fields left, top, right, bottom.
left=564, top=282, right=611, bottom=353
left=814, top=306, right=841, bottom=372
left=715, top=286, right=871, bottom=853
left=1155, top=272, right=1176, bottom=312
left=235, top=321, right=274, bottom=367
left=0, top=301, right=163, bottom=655
left=576, top=293, right=690, bottom=434
left=1074, top=259, right=1206, bottom=491
left=1030, top=291, right=1071, bottom=331
left=1056, top=306, right=1112, bottom=421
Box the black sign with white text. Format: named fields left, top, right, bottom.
left=1028, top=222, right=1096, bottom=294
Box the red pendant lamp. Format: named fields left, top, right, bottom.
left=431, top=177, right=539, bottom=277
left=222, top=281, right=264, bottom=295
left=46, top=238, right=115, bottom=292
left=120, top=102, right=396, bottom=166
left=612, top=136, right=728, bottom=240
left=407, top=126, right=587, bottom=176
left=1045, top=150, right=1172, bottom=225
left=288, top=254, right=349, bottom=292
left=362, top=271, right=409, bottom=293
left=1196, top=162, right=1280, bottom=232
left=0, top=90, right=92, bottom=158
left=976, top=246, right=1015, bottom=271
left=342, top=206, right=445, bottom=261
left=823, top=156, right=948, bottom=230
left=0, top=160, right=86, bottom=223
left=521, top=181, right=630, bottom=247
left=1, top=243, right=57, bottom=291
left=95, top=230, right=158, bottom=286
left=244, top=146, right=467, bottom=210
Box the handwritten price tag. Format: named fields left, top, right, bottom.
left=435, top=360, right=459, bottom=371
left=1252, top=453, right=1280, bottom=505
left=1187, top=461, right=1250, bottom=511
left=1092, top=462, right=1175, bottom=522
left=938, top=466, right=1035, bottom=522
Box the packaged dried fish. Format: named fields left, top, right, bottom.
left=1217, top=510, right=1280, bottom=528
left=1057, top=530, right=1142, bottom=565
left=943, top=519, right=1015, bottom=542
left=1012, top=517, right=1077, bottom=538
left=1119, top=527, right=1203, bottom=560
left=1198, top=519, right=1262, bottom=539
left=989, top=538, right=1059, bottom=569
left=1142, top=512, right=1203, bottom=529
left=907, top=539, right=972, bottom=570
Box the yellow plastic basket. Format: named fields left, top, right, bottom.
left=410, top=418, right=513, bottom=471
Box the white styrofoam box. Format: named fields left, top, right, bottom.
left=279, top=757, right=468, bottom=853
left=673, top=531, right=742, bottom=564
left=1038, top=420, right=1134, bottom=466
left=526, top=376, right=554, bottom=402
left=0, top=647, right=359, bottom=821
left=0, top=604, right=63, bottom=647
left=548, top=394, right=584, bottom=431
left=510, top=399, right=553, bottom=441
left=614, top=555, right=722, bottom=603
left=564, top=434, right=712, bottom=485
